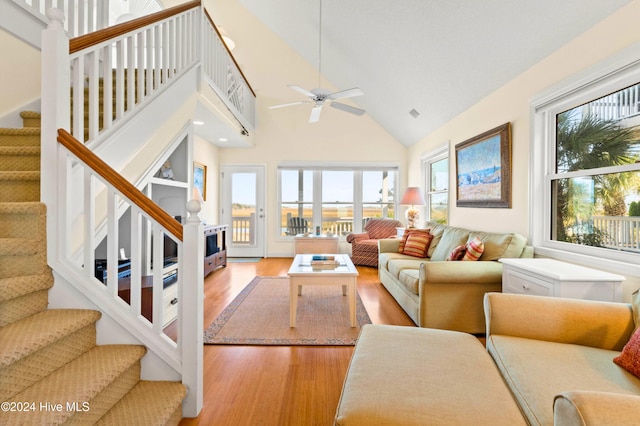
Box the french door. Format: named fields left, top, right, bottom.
left=220, top=165, right=266, bottom=257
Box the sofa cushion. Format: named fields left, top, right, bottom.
left=467, top=231, right=527, bottom=260
left=398, top=269, right=420, bottom=295
left=632, top=288, right=640, bottom=330
left=488, top=335, right=640, bottom=426
left=388, top=259, right=425, bottom=283
left=402, top=230, right=433, bottom=258
left=614, top=328, right=640, bottom=379
left=463, top=237, right=484, bottom=261
left=423, top=222, right=449, bottom=258
left=430, top=226, right=470, bottom=261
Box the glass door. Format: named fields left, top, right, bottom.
left=220, top=165, right=265, bottom=257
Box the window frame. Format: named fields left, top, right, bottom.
left=277, top=163, right=400, bottom=240
left=530, top=45, right=640, bottom=276
left=421, top=145, right=449, bottom=224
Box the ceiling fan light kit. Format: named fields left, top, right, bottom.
left=268, top=0, right=365, bottom=123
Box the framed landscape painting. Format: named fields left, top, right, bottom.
left=455, top=123, right=511, bottom=208
left=193, top=162, right=207, bottom=201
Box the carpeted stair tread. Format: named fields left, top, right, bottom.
left=0, top=127, right=40, bottom=147
left=0, top=171, right=40, bottom=202
left=96, top=380, right=187, bottom=426
left=0, top=309, right=101, bottom=368
left=20, top=111, right=41, bottom=128
left=0, top=170, right=40, bottom=180
left=0, top=202, right=45, bottom=239
left=0, top=272, right=54, bottom=302
left=0, top=237, right=40, bottom=256
left=0, top=146, right=40, bottom=172
left=0, top=345, right=147, bottom=425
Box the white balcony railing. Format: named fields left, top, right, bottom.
left=586, top=83, right=640, bottom=121
left=593, top=215, right=640, bottom=253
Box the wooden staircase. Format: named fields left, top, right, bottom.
left=0, top=113, right=186, bottom=425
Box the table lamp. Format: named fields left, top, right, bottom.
left=400, top=187, right=426, bottom=228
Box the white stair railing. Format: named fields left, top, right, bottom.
left=11, top=0, right=109, bottom=37
left=69, top=3, right=200, bottom=146
left=41, top=9, right=204, bottom=417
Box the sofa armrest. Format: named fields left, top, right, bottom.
left=419, top=260, right=503, bottom=285
left=346, top=232, right=369, bottom=244
left=554, top=391, right=640, bottom=426
left=378, top=238, right=401, bottom=253
left=484, top=292, right=634, bottom=351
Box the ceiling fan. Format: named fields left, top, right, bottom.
left=268, top=0, right=365, bottom=123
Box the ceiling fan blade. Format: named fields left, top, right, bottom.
left=288, top=85, right=316, bottom=98
left=331, top=102, right=366, bottom=116
left=309, top=105, right=323, bottom=123
left=329, top=87, right=364, bottom=100
left=269, top=101, right=308, bottom=109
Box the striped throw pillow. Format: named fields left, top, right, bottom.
left=463, top=237, right=484, bottom=261
left=398, top=229, right=430, bottom=253
left=402, top=230, right=433, bottom=258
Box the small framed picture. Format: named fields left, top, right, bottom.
left=193, top=162, right=207, bottom=201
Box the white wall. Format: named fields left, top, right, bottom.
left=207, top=0, right=408, bottom=257
left=194, top=134, right=220, bottom=225
left=0, top=29, right=41, bottom=122
left=406, top=0, right=640, bottom=300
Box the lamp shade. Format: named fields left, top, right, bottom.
left=399, top=187, right=426, bottom=206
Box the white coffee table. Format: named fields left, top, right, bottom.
left=287, top=254, right=359, bottom=327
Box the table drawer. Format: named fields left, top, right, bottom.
left=503, top=269, right=553, bottom=296
left=163, top=283, right=178, bottom=327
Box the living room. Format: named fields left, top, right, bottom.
left=1, top=0, right=640, bottom=424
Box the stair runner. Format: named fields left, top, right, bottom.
left=0, top=111, right=186, bottom=425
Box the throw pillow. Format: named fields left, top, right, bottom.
left=447, top=245, right=466, bottom=261
left=463, top=237, right=484, bottom=261
left=398, top=229, right=430, bottom=253
left=613, top=327, right=640, bottom=378
left=402, top=231, right=434, bottom=258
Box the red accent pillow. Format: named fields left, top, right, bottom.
left=400, top=230, right=433, bottom=258
left=614, top=328, right=640, bottom=378
left=447, top=245, right=467, bottom=261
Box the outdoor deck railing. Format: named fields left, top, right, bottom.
left=593, top=215, right=640, bottom=252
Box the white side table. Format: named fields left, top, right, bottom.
left=499, top=258, right=625, bottom=302
left=294, top=235, right=339, bottom=254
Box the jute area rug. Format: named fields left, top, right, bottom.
left=204, top=276, right=371, bottom=345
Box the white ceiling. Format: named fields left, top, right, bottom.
left=234, top=0, right=631, bottom=147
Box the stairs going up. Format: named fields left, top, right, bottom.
left=0, top=111, right=187, bottom=425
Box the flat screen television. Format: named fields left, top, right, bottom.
left=205, top=233, right=219, bottom=257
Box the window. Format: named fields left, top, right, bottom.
left=279, top=166, right=398, bottom=237
left=422, top=146, right=449, bottom=224
left=531, top=49, right=640, bottom=271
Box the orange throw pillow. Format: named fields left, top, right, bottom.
left=463, top=237, right=484, bottom=261
left=398, top=229, right=430, bottom=253
left=401, top=230, right=433, bottom=258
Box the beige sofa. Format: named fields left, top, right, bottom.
left=335, top=293, right=640, bottom=425
left=378, top=221, right=532, bottom=333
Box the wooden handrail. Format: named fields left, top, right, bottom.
left=69, top=1, right=201, bottom=54
left=57, top=129, right=183, bottom=241
left=203, top=8, right=256, bottom=98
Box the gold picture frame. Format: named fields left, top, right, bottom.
left=455, top=123, right=511, bottom=208
left=193, top=162, right=207, bottom=201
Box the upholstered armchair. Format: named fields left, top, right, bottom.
left=346, top=218, right=402, bottom=267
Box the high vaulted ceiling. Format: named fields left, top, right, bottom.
left=237, top=0, right=631, bottom=147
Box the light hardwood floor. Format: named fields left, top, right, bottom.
left=178, top=257, right=415, bottom=426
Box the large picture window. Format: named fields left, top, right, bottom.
left=531, top=50, right=640, bottom=271
left=279, top=166, right=398, bottom=238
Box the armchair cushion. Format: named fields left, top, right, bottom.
left=365, top=218, right=401, bottom=239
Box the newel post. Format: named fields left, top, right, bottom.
left=40, top=8, right=71, bottom=264
left=181, top=198, right=204, bottom=416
